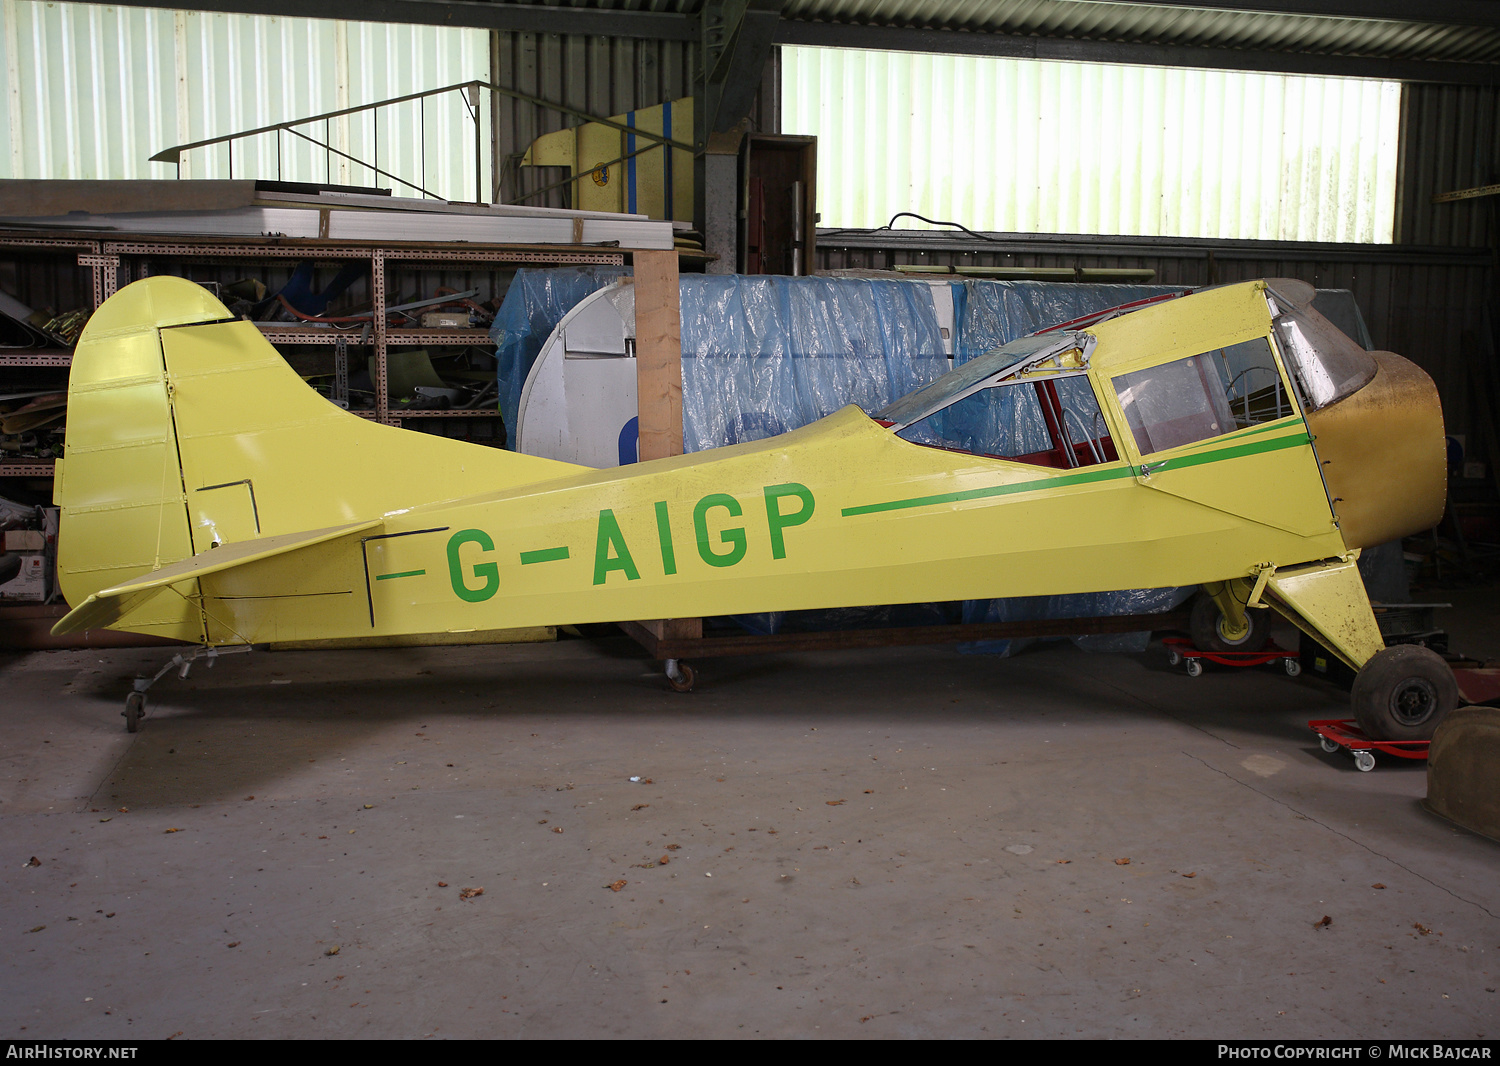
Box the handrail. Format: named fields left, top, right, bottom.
left=152, top=78, right=697, bottom=205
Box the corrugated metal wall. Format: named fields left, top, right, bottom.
left=490, top=30, right=696, bottom=207
left=1397, top=83, right=1500, bottom=248
left=0, top=0, right=490, bottom=201
left=784, top=45, right=1402, bottom=244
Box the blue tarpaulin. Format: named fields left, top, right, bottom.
left=678, top=275, right=950, bottom=451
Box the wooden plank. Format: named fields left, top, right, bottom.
left=635, top=617, right=703, bottom=642
left=633, top=248, right=682, bottom=462
left=617, top=619, right=662, bottom=657
left=0, top=179, right=260, bottom=217
left=620, top=610, right=1192, bottom=661
left=629, top=250, right=696, bottom=642
left=270, top=627, right=555, bottom=650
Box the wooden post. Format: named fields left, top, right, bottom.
left=633, top=249, right=683, bottom=462
left=630, top=249, right=701, bottom=644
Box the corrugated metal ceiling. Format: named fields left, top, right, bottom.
left=97, top=1, right=1500, bottom=75
left=777, top=1, right=1500, bottom=66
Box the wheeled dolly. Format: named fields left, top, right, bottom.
left=1163, top=636, right=1301, bottom=678
left=1308, top=718, right=1430, bottom=772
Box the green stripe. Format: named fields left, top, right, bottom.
left=375, top=569, right=426, bottom=581
left=1220, top=415, right=1304, bottom=441
left=520, top=546, right=570, bottom=565
left=842, top=429, right=1311, bottom=518
left=1150, top=429, right=1310, bottom=472
left=842, top=464, right=1134, bottom=516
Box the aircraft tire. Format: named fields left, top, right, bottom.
left=124, top=692, right=145, bottom=734
left=1351, top=644, right=1457, bottom=742
left=1189, top=592, right=1269, bottom=653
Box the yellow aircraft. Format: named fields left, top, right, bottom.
left=52, top=276, right=1449, bottom=740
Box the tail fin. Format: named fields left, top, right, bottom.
left=57, top=275, right=578, bottom=640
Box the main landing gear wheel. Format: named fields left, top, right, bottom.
left=1350, top=644, right=1458, bottom=742
left=664, top=659, right=696, bottom=693
left=1190, top=592, right=1269, bottom=654
left=123, top=691, right=146, bottom=733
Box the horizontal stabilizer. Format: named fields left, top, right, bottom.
left=51, top=519, right=383, bottom=636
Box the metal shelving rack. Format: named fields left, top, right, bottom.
left=0, top=232, right=628, bottom=477
left=0, top=235, right=103, bottom=477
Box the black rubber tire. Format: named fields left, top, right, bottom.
left=1351, top=644, right=1458, bottom=742
left=1189, top=591, right=1269, bottom=653
left=124, top=692, right=145, bottom=734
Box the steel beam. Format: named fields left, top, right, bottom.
left=697, top=0, right=785, bottom=138
left=775, top=20, right=1500, bottom=84
left=1079, top=0, right=1500, bottom=28
left=106, top=0, right=696, bottom=40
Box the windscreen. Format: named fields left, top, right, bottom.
left=872, top=333, right=1083, bottom=428
left=1267, top=283, right=1376, bottom=412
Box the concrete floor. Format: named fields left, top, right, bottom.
left=2, top=596, right=1497, bottom=1040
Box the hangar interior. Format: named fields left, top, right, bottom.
left=1, top=0, right=1499, bottom=1041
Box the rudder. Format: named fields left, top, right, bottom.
left=55, top=279, right=229, bottom=641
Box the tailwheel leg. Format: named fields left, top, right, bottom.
left=664, top=658, right=696, bottom=693
left=121, top=645, right=253, bottom=732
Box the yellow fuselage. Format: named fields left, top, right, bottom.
left=52, top=277, right=1445, bottom=667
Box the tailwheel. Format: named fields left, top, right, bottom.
left=123, top=691, right=146, bottom=734
left=1350, top=645, right=1457, bottom=742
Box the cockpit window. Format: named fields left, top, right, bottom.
left=1110, top=337, right=1290, bottom=456
left=1215, top=337, right=1290, bottom=428
left=1113, top=354, right=1232, bottom=455
left=1266, top=284, right=1376, bottom=412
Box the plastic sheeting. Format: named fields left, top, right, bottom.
left=957, top=586, right=1198, bottom=658
left=494, top=269, right=952, bottom=452
left=678, top=276, right=949, bottom=452
left=953, top=281, right=1182, bottom=362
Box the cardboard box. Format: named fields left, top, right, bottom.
left=3, top=530, right=45, bottom=551
left=0, top=553, right=48, bottom=601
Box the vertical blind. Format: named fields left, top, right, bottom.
left=783, top=45, right=1401, bottom=244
